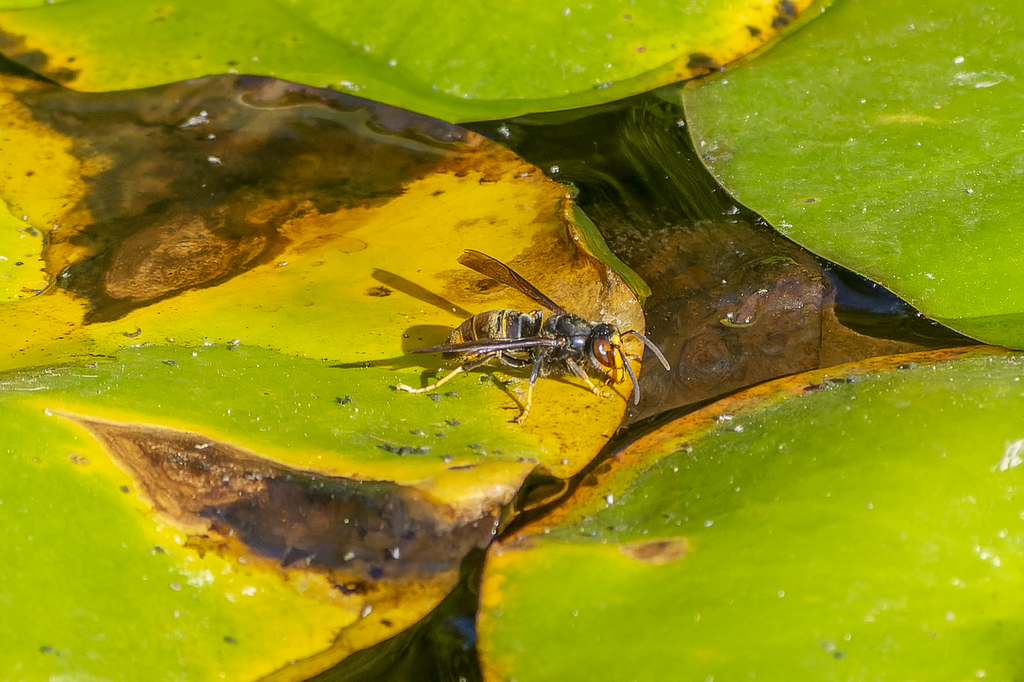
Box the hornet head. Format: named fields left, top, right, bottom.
left=585, top=324, right=671, bottom=405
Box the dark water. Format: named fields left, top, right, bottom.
left=304, top=550, right=484, bottom=682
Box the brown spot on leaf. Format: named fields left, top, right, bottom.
left=773, top=0, right=798, bottom=29
left=686, top=53, right=724, bottom=75
left=64, top=413, right=498, bottom=581
left=777, top=0, right=798, bottom=17
left=365, top=286, right=392, bottom=297
left=618, top=538, right=689, bottom=565
left=47, top=67, right=81, bottom=85
left=334, top=581, right=368, bottom=595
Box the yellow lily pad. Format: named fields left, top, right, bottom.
left=0, top=73, right=656, bottom=676
left=1, top=397, right=356, bottom=681
left=0, top=73, right=653, bottom=475
left=0, top=197, right=45, bottom=299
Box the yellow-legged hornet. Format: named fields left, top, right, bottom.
left=396, top=250, right=669, bottom=423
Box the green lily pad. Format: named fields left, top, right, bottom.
left=683, top=0, right=1024, bottom=348
left=0, top=73, right=658, bottom=677
left=479, top=346, right=1024, bottom=680
left=1, top=343, right=526, bottom=679
left=0, top=396, right=358, bottom=681
left=0, top=0, right=817, bottom=122
left=0, top=73, right=652, bottom=477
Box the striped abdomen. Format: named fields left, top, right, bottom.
left=449, top=309, right=541, bottom=346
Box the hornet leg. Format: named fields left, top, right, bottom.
left=514, top=354, right=547, bottom=424
left=396, top=355, right=495, bottom=394
left=565, top=358, right=614, bottom=400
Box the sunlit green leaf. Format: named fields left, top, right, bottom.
left=0, top=0, right=818, bottom=122
left=1, top=397, right=358, bottom=681
left=0, top=74, right=656, bottom=677
left=479, top=347, right=1024, bottom=681
left=683, top=0, right=1024, bottom=348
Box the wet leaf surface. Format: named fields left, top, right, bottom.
left=479, top=347, right=1024, bottom=681
left=0, top=0, right=819, bottom=122
left=0, top=73, right=653, bottom=678
left=0, top=194, right=45, bottom=297
left=683, top=0, right=1024, bottom=348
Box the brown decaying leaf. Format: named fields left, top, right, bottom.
left=621, top=220, right=938, bottom=423
left=66, top=412, right=498, bottom=584
left=17, top=75, right=471, bottom=322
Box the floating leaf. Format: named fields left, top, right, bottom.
left=0, top=0, right=818, bottom=122
left=479, top=346, right=1024, bottom=680
left=683, top=0, right=1024, bottom=347
left=0, top=74, right=652, bottom=474
left=0, top=397, right=358, bottom=681
left=0, top=73, right=655, bottom=676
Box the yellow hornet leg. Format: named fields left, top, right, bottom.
left=514, top=381, right=534, bottom=424
left=579, top=373, right=614, bottom=399
left=397, top=355, right=496, bottom=394
left=395, top=365, right=467, bottom=394
left=566, top=358, right=614, bottom=400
